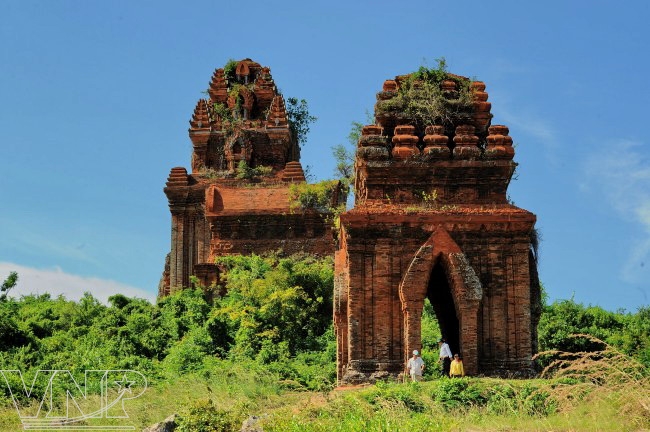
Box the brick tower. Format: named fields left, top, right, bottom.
left=334, top=72, right=541, bottom=383
left=160, top=59, right=339, bottom=296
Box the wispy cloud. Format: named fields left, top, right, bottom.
left=0, top=217, right=100, bottom=266
left=582, top=139, right=650, bottom=286
left=0, top=262, right=156, bottom=304
left=491, top=95, right=559, bottom=165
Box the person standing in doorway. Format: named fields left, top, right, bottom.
left=406, top=350, right=425, bottom=381
left=438, top=338, right=452, bottom=377
left=449, top=354, right=465, bottom=377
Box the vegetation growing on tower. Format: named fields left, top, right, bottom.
left=375, top=57, right=475, bottom=131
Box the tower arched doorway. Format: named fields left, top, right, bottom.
left=399, top=228, right=482, bottom=375
left=427, top=259, right=460, bottom=356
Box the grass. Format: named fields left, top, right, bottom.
left=0, top=337, right=648, bottom=431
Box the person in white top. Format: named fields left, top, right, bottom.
left=438, top=338, right=453, bottom=376
left=406, top=350, right=425, bottom=381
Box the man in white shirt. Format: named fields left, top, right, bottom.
left=438, top=338, right=453, bottom=376
left=406, top=350, right=425, bottom=381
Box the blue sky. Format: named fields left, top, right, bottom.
left=1, top=0, right=649, bottom=310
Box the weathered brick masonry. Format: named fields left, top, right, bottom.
left=335, top=75, right=541, bottom=383
left=160, top=59, right=337, bottom=296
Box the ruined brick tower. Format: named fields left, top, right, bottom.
left=334, top=72, right=541, bottom=383
left=160, top=59, right=338, bottom=296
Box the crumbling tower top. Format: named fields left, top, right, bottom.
left=354, top=68, right=517, bottom=208
left=190, top=58, right=301, bottom=176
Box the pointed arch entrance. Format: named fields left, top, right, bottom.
left=427, top=259, right=460, bottom=356
left=399, top=227, right=483, bottom=375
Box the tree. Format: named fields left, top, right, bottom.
left=332, top=112, right=373, bottom=190
left=1, top=271, right=18, bottom=302
left=213, top=253, right=334, bottom=360
left=286, top=97, right=317, bottom=147
left=332, top=121, right=361, bottom=188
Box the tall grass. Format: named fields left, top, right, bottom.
left=534, top=333, right=650, bottom=429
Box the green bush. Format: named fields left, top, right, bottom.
left=365, top=381, right=427, bottom=413
left=518, top=383, right=556, bottom=416
left=163, top=327, right=214, bottom=373
left=235, top=160, right=273, bottom=180
left=538, top=299, right=650, bottom=368
left=433, top=379, right=486, bottom=410
left=288, top=180, right=345, bottom=213
left=176, top=398, right=235, bottom=432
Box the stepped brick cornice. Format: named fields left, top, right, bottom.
left=281, top=161, right=306, bottom=182
left=208, top=69, right=228, bottom=104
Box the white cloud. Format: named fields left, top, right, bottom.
left=0, top=262, right=156, bottom=304
left=582, top=139, right=650, bottom=284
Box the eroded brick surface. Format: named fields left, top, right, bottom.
left=335, top=72, right=540, bottom=383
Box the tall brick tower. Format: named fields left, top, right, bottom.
left=334, top=72, right=541, bottom=383
left=160, top=59, right=338, bottom=296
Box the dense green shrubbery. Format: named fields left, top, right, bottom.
left=214, top=253, right=334, bottom=357
left=537, top=299, right=650, bottom=368
left=0, top=254, right=336, bottom=399
left=430, top=379, right=555, bottom=416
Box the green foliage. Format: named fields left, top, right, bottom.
left=332, top=121, right=362, bottom=188
left=415, top=189, right=438, bottom=208
left=431, top=379, right=555, bottom=416
left=286, top=97, right=317, bottom=147
left=0, top=271, right=17, bottom=302
left=211, top=102, right=233, bottom=123
left=420, top=298, right=441, bottom=378
left=3, top=262, right=650, bottom=431
left=235, top=160, right=273, bottom=180
left=434, top=378, right=486, bottom=410
left=376, top=57, right=474, bottom=130
left=227, top=83, right=244, bottom=113
left=332, top=142, right=354, bottom=184
left=289, top=180, right=346, bottom=213
left=0, top=308, right=31, bottom=351
left=177, top=398, right=235, bottom=432
left=365, top=380, right=427, bottom=412
left=214, top=254, right=334, bottom=359
left=537, top=299, right=650, bottom=368
left=222, top=58, right=238, bottom=82
left=0, top=254, right=338, bottom=404
left=163, top=327, right=214, bottom=373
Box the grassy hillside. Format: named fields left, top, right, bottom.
left=0, top=255, right=649, bottom=431
left=0, top=358, right=647, bottom=431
